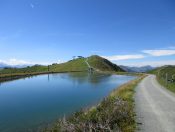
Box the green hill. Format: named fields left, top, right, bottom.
left=149, top=65, right=175, bottom=93
left=50, top=57, right=87, bottom=72
left=149, top=65, right=175, bottom=77
left=87, top=55, right=124, bottom=72
left=0, top=55, right=124, bottom=79
left=50, top=55, right=124, bottom=72
left=0, top=65, right=48, bottom=75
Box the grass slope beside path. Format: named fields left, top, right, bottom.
left=42, top=74, right=146, bottom=132
left=149, top=66, right=175, bottom=93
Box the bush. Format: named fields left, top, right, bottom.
left=42, top=97, right=133, bottom=132
left=41, top=75, right=145, bottom=132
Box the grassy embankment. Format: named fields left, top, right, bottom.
left=0, top=65, right=50, bottom=82
left=42, top=74, right=146, bottom=132
left=0, top=55, right=124, bottom=82
left=149, top=65, right=175, bottom=93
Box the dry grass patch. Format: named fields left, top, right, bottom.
left=41, top=74, right=146, bottom=132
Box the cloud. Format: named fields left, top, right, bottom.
left=0, top=59, right=32, bottom=66
left=30, top=3, right=34, bottom=8
left=168, top=46, right=175, bottom=49
left=102, top=54, right=145, bottom=61
left=0, top=59, right=63, bottom=66
left=90, top=50, right=102, bottom=54
left=119, top=60, right=175, bottom=67
left=142, top=50, right=175, bottom=56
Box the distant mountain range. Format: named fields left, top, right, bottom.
left=0, top=62, right=30, bottom=69
left=0, top=57, right=155, bottom=73
left=119, top=65, right=155, bottom=73
left=0, top=63, right=8, bottom=68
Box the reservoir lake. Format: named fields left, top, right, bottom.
left=0, top=72, right=136, bottom=132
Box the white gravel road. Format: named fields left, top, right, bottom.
left=135, top=75, right=175, bottom=132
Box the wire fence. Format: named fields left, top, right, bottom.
left=158, top=73, right=175, bottom=86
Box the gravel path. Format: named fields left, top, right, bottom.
left=135, top=75, right=175, bottom=132
left=85, top=58, right=91, bottom=68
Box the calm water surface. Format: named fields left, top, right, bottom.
left=0, top=72, right=136, bottom=132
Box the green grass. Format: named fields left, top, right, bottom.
left=87, top=55, right=124, bottom=72
left=149, top=65, right=175, bottom=93
left=0, top=55, right=125, bottom=82
left=50, top=58, right=88, bottom=72
left=0, top=65, right=48, bottom=74
left=41, top=74, right=146, bottom=132
left=50, top=55, right=124, bottom=72
left=0, top=65, right=49, bottom=82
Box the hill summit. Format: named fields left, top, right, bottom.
left=0, top=55, right=124, bottom=75
left=51, top=55, right=124, bottom=72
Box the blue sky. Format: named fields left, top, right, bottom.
left=0, top=0, right=175, bottom=66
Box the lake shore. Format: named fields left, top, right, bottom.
left=0, top=70, right=145, bottom=132
left=0, top=71, right=137, bottom=132
left=0, top=70, right=86, bottom=83
left=0, top=68, right=145, bottom=132
left=0, top=70, right=140, bottom=84
left=41, top=74, right=146, bottom=132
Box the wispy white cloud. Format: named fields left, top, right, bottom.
left=0, top=59, right=32, bottom=66
left=30, top=3, right=34, bottom=8
left=142, top=50, right=175, bottom=56
left=102, top=54, right=145, bottom=61
left=0, top=59, right=63, bottom=66
left=168, top=46, right=175, bottom=49
left=90, top=50, right=102, bottom=54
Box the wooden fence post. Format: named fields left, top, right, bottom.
left=166, top=73, right=168, bottom=85
left=48, top=65, right=50, bottom=72
left=10, top=69, right=12, bottom=78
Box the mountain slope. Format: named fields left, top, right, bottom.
left=149, top=65, right=175, bottom=76
left=149, top=65, right=175, bottom=93
left=0, top=62, right=31, bottom=69
left=50, top=58, right=88, bottom=72
left=0, top=62, right=9, bottom=68
left=120, top=65, right=155, bottom=72
left=0, top=55, right=124, bottom=77
left=87, top=55, right=124, bottom=72
left=51, top=55, right=124, bottom=72
left=0, top=65, right=48, bottom=75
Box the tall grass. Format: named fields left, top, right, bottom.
left=150, top=66, right=175, bottom=93
left=41, top=75, right=146, bottom=132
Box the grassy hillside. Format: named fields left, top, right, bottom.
left=0, top=55, right=124, bottom=81
left=149, top=65, right=175, bottom=93
left=50, top=58, right=87, bottom=72
left=0, top=65, right=48, bottom=75
left=50, top=55, right=124, bottom=72
left=87, top=55, right=124, bottom=72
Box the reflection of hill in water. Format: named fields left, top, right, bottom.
left=67, top=72, right=112, bottom=85
left=0, top=72, right=112, bottom=86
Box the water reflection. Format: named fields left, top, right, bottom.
left=0, top=72, right=135, bottom=132
left=67, top=72, right=112, bottom=85
left=48, top=74, right=50, bottom=82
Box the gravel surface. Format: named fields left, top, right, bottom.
left=135, top=75, right=175, bottom=132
